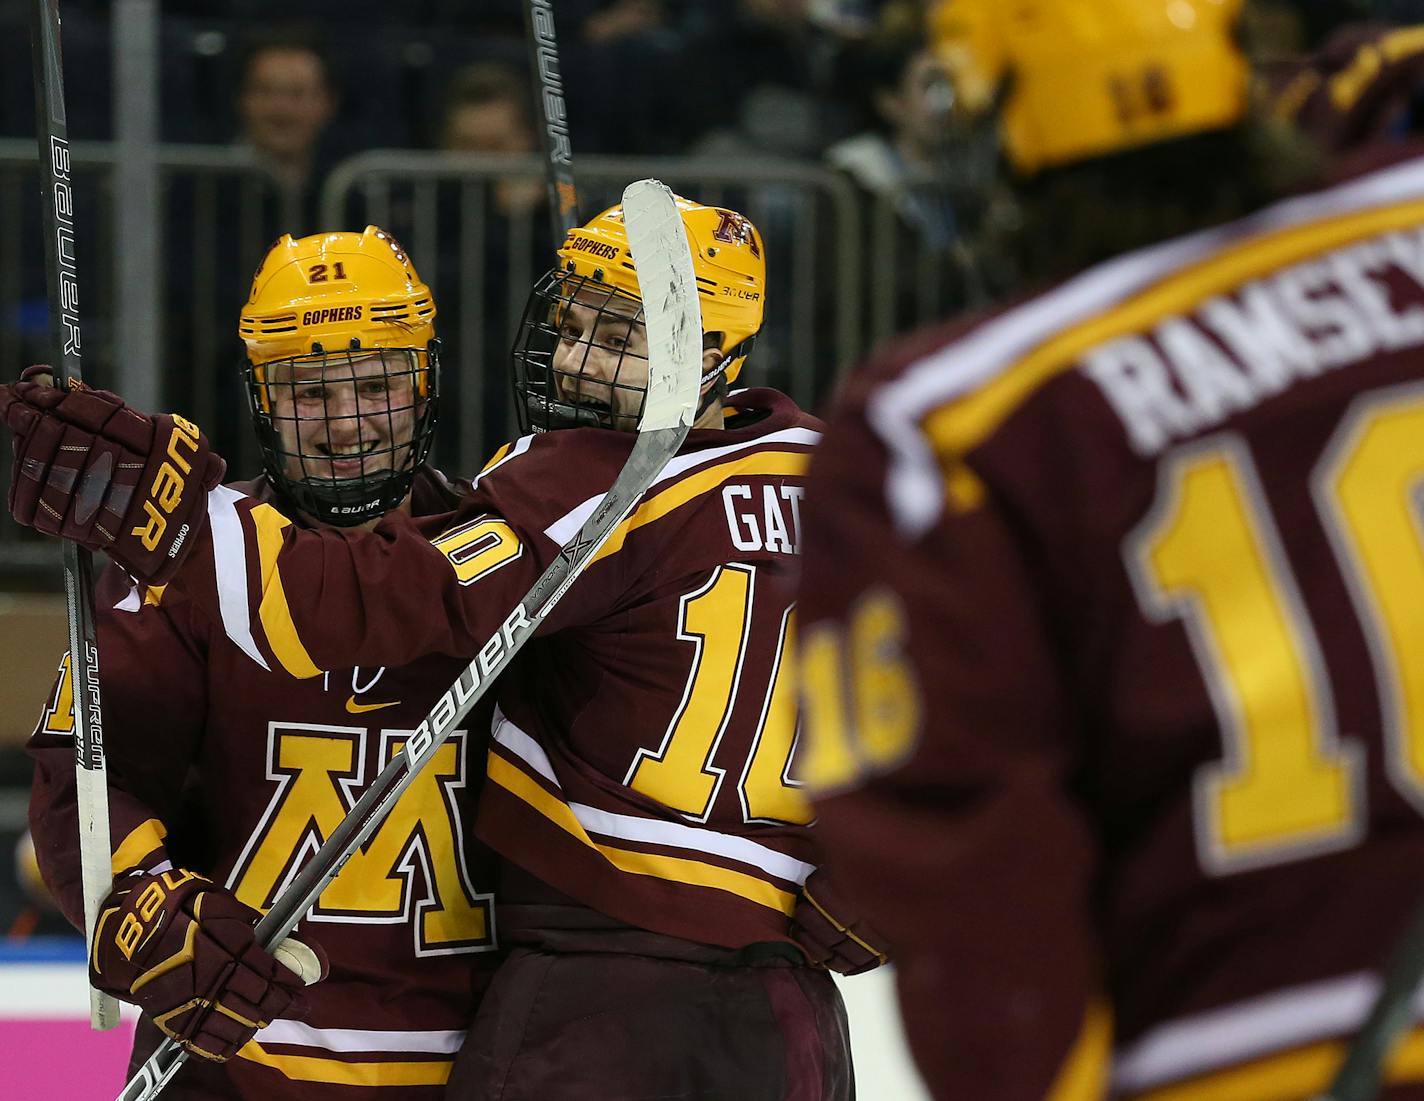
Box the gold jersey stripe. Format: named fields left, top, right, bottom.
left=591, top=450, right=811, bottom=566
left=1046, top=1000, right=1113, bottom=1101
left=250, top=502, right=323, bottom=679
left=922, top=195, right=1424, bottom=510
left=236, top=1041, right=452, bottom=1087
left=110, top=817, right=167, bottom=877
left=488, top=751, right=798, bottom=916
left=1128, top=1023, right=1424, bottom=1101
left=480, top=441, right=513, bottom=474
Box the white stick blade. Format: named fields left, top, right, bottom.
left=621, top=178, right=701, bottom=433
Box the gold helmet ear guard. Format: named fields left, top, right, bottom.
left=238, top=226, right=441, bottom=527
left=929, top=0, right=1251, bottom=176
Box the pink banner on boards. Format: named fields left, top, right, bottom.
left=0, top=1019, right=135, bottom=1095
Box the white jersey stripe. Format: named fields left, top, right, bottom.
left=207, top=485, right=270, bottom=671
left=254, top=1020, right=465, bottom=1055
left=566, top=799, right=815, bottom=886
left=471, top=435, right=533, bottom=491
left=1111, top=971, right=1424, bottom=1092
left=872, top=153, right=1424, bottom=538
left=491, top=707, right=816, bottom=885
left=543, top=427, right=821, bottom=546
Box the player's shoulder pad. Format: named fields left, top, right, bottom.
left=455, top=430, right=639, bottom=541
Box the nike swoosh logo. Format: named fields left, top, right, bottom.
left=346, top=696, right=401, bottom=715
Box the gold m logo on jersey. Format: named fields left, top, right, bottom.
left=229, top=723, right=494, bottom=956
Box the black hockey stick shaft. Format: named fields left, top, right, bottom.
left=1315, top=894, right=1424, bottom=1101
left=27, top=0, right=119, bottom=1032
left=116, top=179, right=701, bottom=1101
left=524, top=0, right=580, bottom=240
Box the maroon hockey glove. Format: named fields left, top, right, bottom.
left=789, top=868, right=890, bottom=976
left=90, top=868, right=327, bottom=1062
left=0, top=366, right=225, bottom=584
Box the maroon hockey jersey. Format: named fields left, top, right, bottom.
left=28, top=468, right=499, bottom=1099
left=798, top=150, right=1424, bottom=1100
left=161, top=389, right=822, bottom=951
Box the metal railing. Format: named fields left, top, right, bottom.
left=0, top=143, right=983, bottom=583
left=317, top=151, right=866, bottom=479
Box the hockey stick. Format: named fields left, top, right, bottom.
left=114, top=177, right=702, bottom=1101
left=1311, top=897, right=1424, bottom=1101
left=524, top=0, right=581, bottom=238
left=27, top=0, right=120, bottom=1032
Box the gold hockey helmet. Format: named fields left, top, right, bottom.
left=929, top=0, right=1251, bottom=175
left=512, top=196, right=767, bottom=435
left=238, top=226, right=441, bottom=527
left=557, top=197, right=766, bottom=386
left=240, top=224, right=437, bottom=387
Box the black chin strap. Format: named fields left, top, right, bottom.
left=696, top=373, right=728, bottom=424
left=695, top=333, right=756, bottom=423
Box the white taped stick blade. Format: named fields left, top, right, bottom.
left=622, top=179, right=701, bottom=433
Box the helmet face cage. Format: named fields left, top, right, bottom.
left=513, top=268, right=651, bottom=435
left=244, top=344, right=440, bottom=527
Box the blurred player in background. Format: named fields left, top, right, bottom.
left=2, top=197, right=881, bottom=1099
left=25, top=227, right=500, bottom=1099
left=1271, top=19, right=1424, bottom=158
left=797, top=0, right=1424, bottom=1098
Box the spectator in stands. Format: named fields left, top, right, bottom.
left=435, top=62, right=552, bottom=453
left=162, top=30, right=341, bottom=464
left=823, top=11, right=994, bottom=335
left=825, top=26, right=956, bottom=250
left=441, top=62, right=543, bottom=218
left=236, top=30, right=338, bottom=229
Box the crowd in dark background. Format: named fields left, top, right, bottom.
left=0, top=1, right=957, bottom=230
left=0, top=0, right=996, bottom=478
left=0, top=2, right=1409, bottom=197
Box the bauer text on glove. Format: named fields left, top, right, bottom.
left=89, top=867, right=326, bottom=1061
left=0, top=366, right=224, bottom=583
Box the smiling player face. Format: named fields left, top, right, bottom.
left=551, top=289, right=651, bottom=428
left=267, top=351, right=419, bottom=483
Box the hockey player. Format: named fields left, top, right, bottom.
left=794, top=1, right=1424, bottom=1099
left=1, top=197, right=877, bottom=1099
left=23, top=226, right=500, bottom=1098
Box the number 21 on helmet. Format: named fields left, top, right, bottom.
left=239, top=225, right=441, bottom=527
